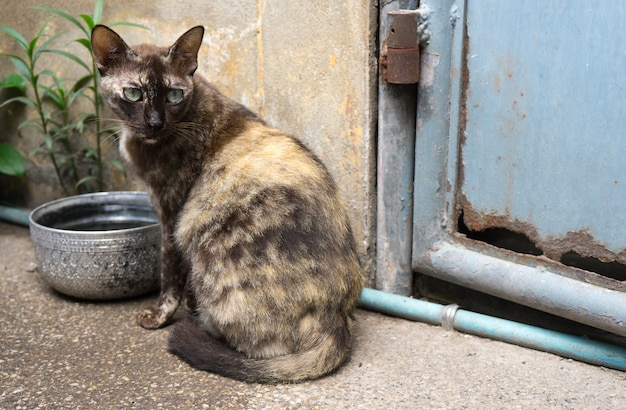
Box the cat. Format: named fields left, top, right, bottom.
left=91, top=24, right=364, bottom=383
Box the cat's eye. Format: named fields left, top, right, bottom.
left=123, top=87, right=142, bottom=102
left=167, top=89, right=184, bottom=104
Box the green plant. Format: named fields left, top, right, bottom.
left=0, top=0, right=145, bottom=195
left=0, top=75, right=26, bottom=178
left=0, top=142, right=25, bottom=177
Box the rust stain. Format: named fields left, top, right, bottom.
left=458, top=193, right=626, bottom=289
left=493, top=74, right=502, bottom=93
left=382, top=11, right=421, bottom=84
left=543, top=230, right=626, bottom=266
left=338, top=93, right=364, bottom=169
left=459, top=193, right=542, bottom=243
left=328, top=54, right=338, bottom=68
left=457, top=17, right=471, bottom=153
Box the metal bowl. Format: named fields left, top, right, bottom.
left=29, top=191, right=161, bottom=300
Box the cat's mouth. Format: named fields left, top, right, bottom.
left=143, top=135, right=160, bottom=144
left=142, top=129, right=168, bottom=144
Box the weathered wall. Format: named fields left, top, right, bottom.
left=0, top=0, right=378, bottom=277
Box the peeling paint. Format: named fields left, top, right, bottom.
left=419, top=52, right=439, bottom=87
left=543, top=230, right=626, bottom=266
left=459, top=193, right=626, bottom=283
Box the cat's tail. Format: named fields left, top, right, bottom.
left=168, top=317, right=352, bottom=383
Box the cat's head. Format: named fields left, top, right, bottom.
left=91, top=25, right=204, bottom=143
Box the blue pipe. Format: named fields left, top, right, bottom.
left=359, top=288, right=626, bottom=372
left=0, top=204, right=30, bottom=227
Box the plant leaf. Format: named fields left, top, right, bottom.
left=107, top=159, right=126, bottom=177
left=34, top=7, right=89, bottom=37
left=0, top=25, right=28, bottom=51
left=82, top=146, right=97, bottom=156
left=79, top=14, right=95, bottom=31
left=27, top=36, right=40, bottom=57
left=92, top=0, right=103, bottom=25
left=35, top=15, right=55, bottom=40
left=75, top=38, right=92, bottom=52
left=71, top=74, right=93, bottom=93
left=37, top=69, right=57, bottom=79
left=42, top=49, right=90, bottom=72
left=109, top=22, right=150, bottom=31
left=43, top=133, right=54, bottom=150
left=0, top=143, right=25, bottom=177
left=75, top=175, right=97, bottom=188
left=32, top=31, right=64, bottom=65
left=17, top=118, right=44, bottom=133
left=0, top=96, right=36, bottom=109
left=0, top=74, right=27, bottom=92
left=8, top=56, right=31, bottom=80
left=42, top=86, right=65, bottom=110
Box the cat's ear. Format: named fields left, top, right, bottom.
left=91, top=25, right=132, bottom=75
left=169, top=26, right=205, bottom=76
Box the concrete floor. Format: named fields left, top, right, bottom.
left=1, top=221, right=625, bottom=409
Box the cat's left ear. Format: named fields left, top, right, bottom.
left=169, top=26, right=205, bottom=76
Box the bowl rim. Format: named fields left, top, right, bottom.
left=29, top=191, right=160, bottom=236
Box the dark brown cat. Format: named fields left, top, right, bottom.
left=91, top=25, right=364, bottom=383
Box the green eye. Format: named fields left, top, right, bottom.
left=167, top=89, right=184, bottom=104
left=123, top=87, right=142, bottom=102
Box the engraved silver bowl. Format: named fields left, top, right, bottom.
left=29, top=191, right=161, bottom=300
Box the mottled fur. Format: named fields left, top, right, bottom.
left=91, top=25, right=364, bottom=383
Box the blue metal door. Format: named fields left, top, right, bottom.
left=459, top=1, right=626, bottom=274
left=378, top=0, right=626, bottom=336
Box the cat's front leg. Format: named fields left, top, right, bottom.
left=136, top=230, right=188, bottom=329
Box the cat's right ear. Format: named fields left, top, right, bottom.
left=91, top=25, right=132, bottom=75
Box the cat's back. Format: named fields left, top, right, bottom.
left=176, top=120, right=357, bottom=272
left=212, top=122, right=331, bottom=188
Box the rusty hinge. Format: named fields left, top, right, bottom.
left=380, top=7, right=430, bottom=84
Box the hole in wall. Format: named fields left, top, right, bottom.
left=457, top=213, right=543, bottom=256
left=458, top=212, right=626, bottom=280
left=560, top=251, right=626, bottom=281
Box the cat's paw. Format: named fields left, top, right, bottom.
left=136, top=306, right=166, bottom=329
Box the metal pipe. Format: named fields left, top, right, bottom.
left=418, top=241, right=626, bottom=337
left=359, top=288, right=626, bottom=372
left=375, top=0, right=419, bottom=296
left=0, top=204, right=30, bottom=227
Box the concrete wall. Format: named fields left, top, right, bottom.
left=0, top=0, right=378, bottom=278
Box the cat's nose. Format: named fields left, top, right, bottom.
left=147, top=111, right=164, bottom=131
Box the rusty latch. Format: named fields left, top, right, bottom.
left=381, top=9, right=424, bottom=84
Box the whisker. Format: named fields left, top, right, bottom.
left=101, top=135, right=120, bottom=152
left=172, top=122, right=207, bottom=143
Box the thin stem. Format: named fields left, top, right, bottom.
left=59, top=103, right=81, bottom=193
left=29, top=67, right=70, bottom=196
left=90, top=58, right=103, bottom=191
